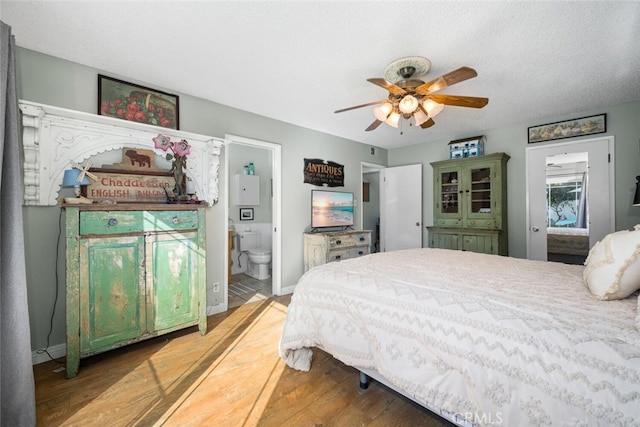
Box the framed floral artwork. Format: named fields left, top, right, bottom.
left=98, top=74, right=180, bottom=129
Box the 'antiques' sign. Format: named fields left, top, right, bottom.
left=87, top=169, right=174, bottom=203
left=303, top=158, right=344, bottom=187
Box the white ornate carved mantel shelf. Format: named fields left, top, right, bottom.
left=19, top=100, right=223, bottom=206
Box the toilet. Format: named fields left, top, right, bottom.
left=238, top=232, right=271, bottom=280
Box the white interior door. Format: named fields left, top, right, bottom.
left=526, top=137, right=614, bottom=260
left=380, top=164, right=422, bottom=251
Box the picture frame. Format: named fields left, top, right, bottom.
left=239, top=208, right=254, bottom=221
left=528, top=113, right=606, bottom=144
left=98, top=74, right=180, bottom=130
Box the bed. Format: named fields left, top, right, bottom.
left=279, top=247, right=640, bottom=426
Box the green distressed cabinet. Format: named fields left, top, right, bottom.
left=427, top=152, right=509, bottom=255
left=65, top=205, right=207, bottom=378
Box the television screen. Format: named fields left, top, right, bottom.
left=311, top=190, right=354, bottom=228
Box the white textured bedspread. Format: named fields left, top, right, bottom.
left=279, top=248, right=640, bottom=426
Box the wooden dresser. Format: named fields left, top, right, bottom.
left=303, top=230, right=371, bottom=272
left=64, top=204, right=207, bottom=378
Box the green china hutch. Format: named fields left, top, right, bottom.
left=427, top=152, right=510, bottom=255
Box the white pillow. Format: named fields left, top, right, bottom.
left=583, top=226, right=640, bottom=300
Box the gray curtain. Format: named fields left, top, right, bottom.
left=0, top=21, right=37, bottom=426
left=576, top=172, right=588, bottom=229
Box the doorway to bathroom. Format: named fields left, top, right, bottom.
left=224, top=134, right=282, bottom=309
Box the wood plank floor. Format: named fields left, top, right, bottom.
left=34, top=296, right=453, bottom=426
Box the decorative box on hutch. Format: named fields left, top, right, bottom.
left=448, top=135, right=485, bottom=159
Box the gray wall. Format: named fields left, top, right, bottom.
left=388, top=101, right=640, bottom=258
left=16, top=47, right=388, bottom=353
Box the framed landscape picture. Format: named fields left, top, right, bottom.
left=528, top=114, right=606, bottom=144
left=98, top=74, right=180, bottom=129
left=240, top=208, right=254, bottom=221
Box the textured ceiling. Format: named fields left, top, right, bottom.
left=2, top=1, right=640, bottom=149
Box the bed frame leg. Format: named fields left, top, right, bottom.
left=359, top=372, right=369, bottom=390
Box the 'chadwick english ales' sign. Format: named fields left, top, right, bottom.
left=303, top=158, right=344, bottom=187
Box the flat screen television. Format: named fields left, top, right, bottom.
left=311, top=189, right=355, bottom=229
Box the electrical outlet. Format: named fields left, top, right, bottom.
left=213, top=282, right=219, bottom=293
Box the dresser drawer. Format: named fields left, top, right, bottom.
left=144, top=210, right=198, bottom=232
left=327, top=249, right=351, bottom=262
left=349, top=246, right=370, bottom=258
left=328, top=234, right=354, bottom=249
left=351, top=232, right=371, bottom=246
left=80, top=211, right=143, bottom=235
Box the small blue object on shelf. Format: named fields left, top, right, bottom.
left=62, top=169, right=90, bottom=192
left=449, top=135, right=485, bottom=159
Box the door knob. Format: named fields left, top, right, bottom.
left=532, top=226, right=539, bottom=232
left=416, top=222, right=420, bottom=226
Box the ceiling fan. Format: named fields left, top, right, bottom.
left=335, top=56, right=489, bottom=132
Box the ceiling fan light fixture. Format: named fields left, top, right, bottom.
left=398, top=95, right=419, bottom=114
left=423, top=99, right=444, bottom=118
left=413, top=108, right=429, bottom=126
left=385, top=111, right=401, bottom=128
left=373, top=102, right=393, bottom=121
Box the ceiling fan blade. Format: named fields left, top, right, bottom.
left=334, top=99, right=388, bottom=113
left=415, top=66, right=478, bottom=95
left=427, top=94, right=489, bottom=108
left=367, top=78, right=407, bottom=96
left=420, top=118, right=435, bottom=129
left=365, top=119, right=383, bottom=131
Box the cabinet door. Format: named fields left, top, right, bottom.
left=79, top=235, right=146, bottom=353
left=146, top=231, right=201, bottom=332
left=430, top=230, right=460, bottom=250
left=433, top=165, right=463, bottom=227
left=234, top=174, right=260, bottom=206
left=461, top=233, right=496, bottom=254
left=465, top=162, right=499, bottom=229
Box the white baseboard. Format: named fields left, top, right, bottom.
left=32, top=343, right=65, bottom=365
left=206, top=303, right=226, bottom=316
left=279, top=285, right=296, bottom=295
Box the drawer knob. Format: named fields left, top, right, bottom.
left=107, top=218, right=118, bottom=227
left=336, top=239, right=342, bottom=245
left=358, top=237, right=365, bottom=241
left=172, top=216, right=180, bottom=224
left=335, top=255, right=341, bottom=260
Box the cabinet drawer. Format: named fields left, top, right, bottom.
left=144, top=210, right=198, bottom=231
left=328, top=234, right=354, bottom=249
left=328, top=232, right=371, bottom=249
left=350, top=246, right=370, bottom=258
left=466, top=218, right=496, bottom=228
left=327, top=249, right=351, bottom=262
left=80, top=211, right=143, bottom=235
left=351, top=232, right=371, bottom=246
